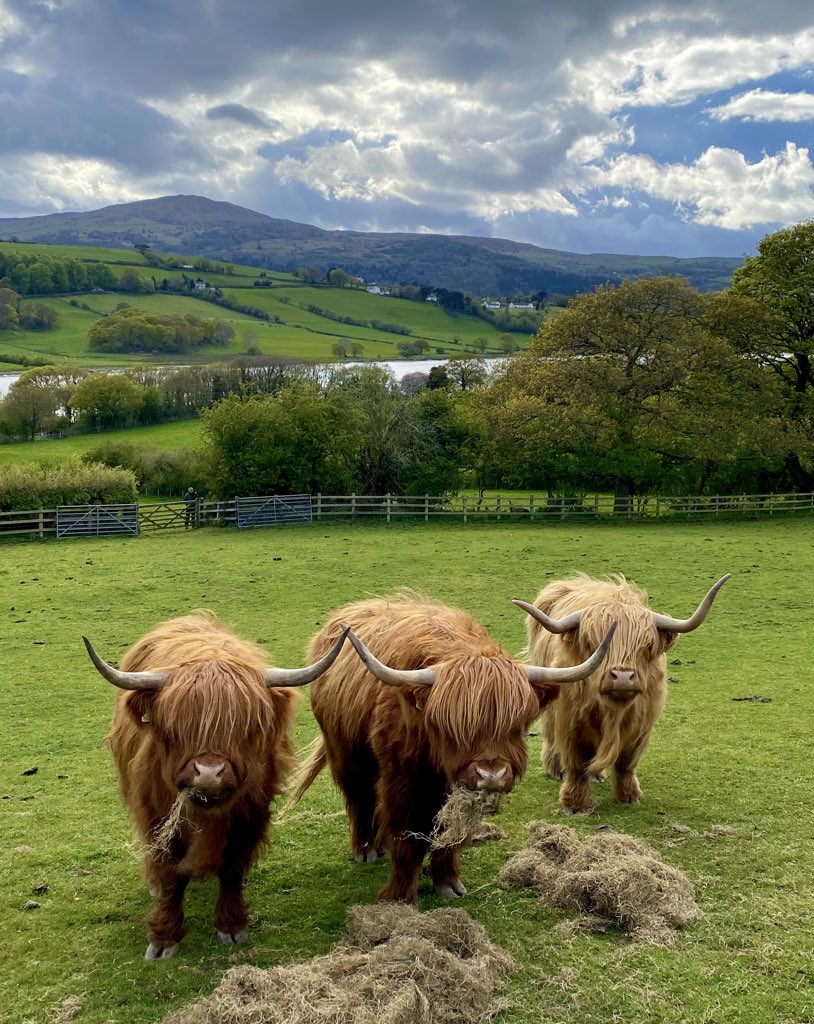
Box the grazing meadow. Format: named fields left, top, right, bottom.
left=1, top=517, right=812, bottom=1023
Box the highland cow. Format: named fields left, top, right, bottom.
left=289, top=592, right=614, bottom=904
left=84, top=611, right=347, bottom=960
left=514, top=574, right=729, bottom=814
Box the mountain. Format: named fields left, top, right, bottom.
left=0, top=195, right=741, bottom=295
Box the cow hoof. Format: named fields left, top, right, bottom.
left=148, top=883, right=161, bottom=898
left=145, top=941, right=179, bottom=961
left=354, top=846, right=385, bottom=863
left=217, top=929, right=248, bottom=946
left=593, top=772, right=606, bottom=783
left=562, top=804, right=594, bottom=816
left=434, top=879, right=467, bottom=898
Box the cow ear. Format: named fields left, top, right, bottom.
left=661, top=631, right=678, bottom=652
left=400, top=687, right=428, bottom=713
left=528, top=680, right=561, bottom=712
left=124, top=690, right=158, bottom=726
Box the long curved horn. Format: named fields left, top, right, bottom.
left=525, top=623, right=617, bottom=684
left=82, top=636, right=168, bottom=691
left=512, top=599, right=582, bottom=634
left=651, top=574, right=730, bottom=633
left=263, top=627, right=351, bottom=688
left=345, top=627, right=436, bottom=687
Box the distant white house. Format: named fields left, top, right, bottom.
left=425, top=294, right=438, bottom=303
left=193, top=279, right=208, bottom=290
left=180, top=264, right=193, bottom=270
left=509, top=302, right=534, bottom=309
left=366, top=285, right=392, bottom=295
left=482, top=300, right=501, bottom=309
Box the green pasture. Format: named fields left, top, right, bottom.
left=1, top=518, right=811, bottom=1024
left=0, top=419, right=202, bottom=468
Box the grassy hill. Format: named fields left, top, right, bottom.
left=0, top=240, right=521, bottom=368
left=0, top=194, right=742, bottom=295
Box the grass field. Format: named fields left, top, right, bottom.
left=0, top=241, right=529, bottom=367
left=0, top=419, right=203, bottom=468
left=1, top=517, right=811, bottom=1024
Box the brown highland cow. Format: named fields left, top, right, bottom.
left=514, top=573, right=729, bottom=814
left=289, top=592, right=614, bottom=904
left=84, top=611, right=347, bottom=960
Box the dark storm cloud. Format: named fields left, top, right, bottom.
left=205, top=103, right=275, bottom=129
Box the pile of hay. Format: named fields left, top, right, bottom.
left=499, top=822, right=702, bottom=946
left=163, top=903, right=516, bottom=1024
left=428, top=788, right=504, bottom=849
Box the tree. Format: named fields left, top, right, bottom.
left=1, top=371, right=60, bottom=440
left=729, top=221, right=814, bottom=486
left=444, top=357, right=487, bottom=391
left=327, top=268, right=349, bottom=288
left=0, top=287, right=19, bottom=329
left=499, top=333, right=519, bottom=355
left=70, top=373, right=145, bottom=429
left=478, top=276, right=786, bottom=501
left=19, top=302, right=59, bottom=330
left=118, top=268, right=152, bottom=294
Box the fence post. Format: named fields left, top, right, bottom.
left=529, top=495, right=535, bottom=521
left=38, top=509, right=44, bottom=538
left=351, top=493, right=356, bottom=520
left=655, top=495, right=660, bottom=519
left=386, top=493, right=391, bottom=523
left=424, top=494, right=429, bottom=522
left=462, top=495, right=468, bottom=523
left=316, top=493, right=322, bottom=520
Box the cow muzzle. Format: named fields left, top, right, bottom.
left=458, top=761, right=514, bottom=793
left=600, top=668, right=644, bottom=700
left=177, top=759, right=236, bottom=808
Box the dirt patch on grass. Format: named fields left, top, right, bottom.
left=163, top=903, right=516, bottom=1024
left=499, top=822, right=701, bottom=946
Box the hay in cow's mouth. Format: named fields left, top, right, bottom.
left=150, top=791, right=192, bottom=857
left=428, top=788, right=505, bottom=849
left=498, top=822, right=702, bottom=946
left=161, top=902, right=517, bottom=1024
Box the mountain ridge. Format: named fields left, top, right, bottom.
left=0, top=194, right=741, bottom=295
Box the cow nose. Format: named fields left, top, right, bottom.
left=193, top=762, right=225, bottom=789
left=609, top=668, right=636, bottom=688
left=476, top=766, right=508, bottom=790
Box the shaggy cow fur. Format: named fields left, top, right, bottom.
left=523, top=574, right=720, bottom=814
left=290, top=592, right=563, bottom=905
left=104, top=612, right=298, bottom=960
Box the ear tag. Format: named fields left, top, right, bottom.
left=141, top=713, right=151, bottom=723
left=414, top=698, right=424, bottom=712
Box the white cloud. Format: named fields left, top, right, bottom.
left=708, top=88, right=814, bottom=122
left=600, top=142, right=814, bottom=228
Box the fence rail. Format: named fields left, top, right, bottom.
left=2, top=490, right=814, bottom=541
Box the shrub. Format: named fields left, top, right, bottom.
left=0, top=458, right=138, bottom=510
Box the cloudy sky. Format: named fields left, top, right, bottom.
left=0, top=0, right=813, bottom=257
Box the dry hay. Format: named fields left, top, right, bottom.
left=151, top=790, right=193, bottom=857
left=499, top=822, right=702, bottom=947
left=163, top=903, right=516, bottom=1024
left=428, top=788, right=504, bottom=849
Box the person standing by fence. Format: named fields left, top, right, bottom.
left=183, top=486, right=200, bottom=529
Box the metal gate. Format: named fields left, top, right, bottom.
left=235, top=494, right=312, bottom=528
left=56, top=504, right=139, bottom=538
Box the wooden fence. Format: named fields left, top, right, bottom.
left=3, top=490, right=814, bottom=540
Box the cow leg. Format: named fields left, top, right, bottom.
left=145, top=872, right=190, bottom=961
left=559, top=767, right=595, bottom=814
left=541, top=711, right=563, bottom=779
left=214, top=863, right=249, bottom=945
left=430, top=846, right=466, bottom=898
left=380, top=834, right=426, bottom=904
left=330, top=742, right=384, bottom=862
left=613, top=744, right=647, bottom=804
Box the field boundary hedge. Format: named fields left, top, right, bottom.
left=3, top=489, right=814, bottom=540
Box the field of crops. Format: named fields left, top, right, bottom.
left=1, top=517, right=811, bottom=1024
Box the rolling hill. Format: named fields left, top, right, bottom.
left=0, top=195, right=741, bottom=296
